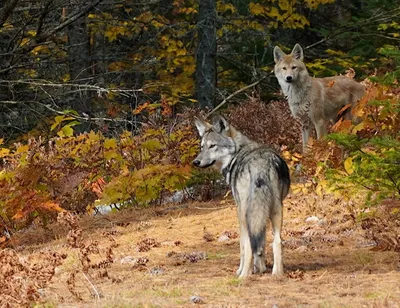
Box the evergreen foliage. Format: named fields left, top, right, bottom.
left=324, top=46, right=400, bottom=205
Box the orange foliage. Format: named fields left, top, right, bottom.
left=0, top=113, right=199, bottom=231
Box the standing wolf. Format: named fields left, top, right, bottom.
left=274, top=43, right=365, bottom=152
left=193, top=115, right=290, bottom=278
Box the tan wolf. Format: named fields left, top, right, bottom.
left=193, top=115, right=290, bottom=278
left=273, top=43, right=365, bottom=152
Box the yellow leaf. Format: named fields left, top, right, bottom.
left=104, top=150, right=119, bottom=160
left=315, top=164, right=323, bottom=176
left=16, top=145, right=29, bottom=154
left=61, top=73, right=70, bottom=82
left=344, top=157, right=354, bottom=174
left=352, top=122, right=365, bottom=134
left=20, top=37, right=30, bottom=47
left=249, top=3, right=266, bottom=15
left=61, top=125, right=74, bottom=137
left=31, top=45, right=49, bottom=55
left=266, top=7, right=280, bottom=19
left=278, top=0, right=290, bottom=11
left=88, top=131, right=100, bottom=142
left=142, top=139, right=163, bottom=151
left=104, top=138, right=117, bottom=149
left=291, top=184, right=303, bottom=194
left=282, top=150, right=292, bottom=160
left=0, top=148, right=10, bottom=158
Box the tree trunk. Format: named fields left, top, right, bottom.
left=195, top=0, right=217, bottom=110
left=67, top=2, right=91, bottom=116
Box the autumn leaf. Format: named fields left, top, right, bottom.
left=344, top=157, right=354, bottom=174
left=337, top=103, right=351, bottom=117
left=104, top=138, right=117, bottom=149
left=0, top=148, right=10, bottom=158
left=249, top=3, right=266, bottom=16
left=327, top=80, right=336, bottom=88
left=39, top=201, right=64, bottom=212
left=57, top=125, right=74, bottom=137
left=16, top=145, right=30, bottom=154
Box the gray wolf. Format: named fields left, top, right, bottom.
left=274, top=43, right=365, bottom=152
left=193, top=115, right=290, bottom=278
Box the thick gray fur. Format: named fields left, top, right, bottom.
left=193, top=115, right=290, bottom=278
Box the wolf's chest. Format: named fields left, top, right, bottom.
left=286, top=95, right=311, bottom=121
left=279, top=83, right=311, bottom=118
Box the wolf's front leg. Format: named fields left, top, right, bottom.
left=301, top=122, right=312, bottom=153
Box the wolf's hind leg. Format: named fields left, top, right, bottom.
left=315, top=120, right=327, bottom=139
left=271, top=204, right=283, bottom=276
left=238, top=224, right=252, bottom=278
left=236, top=223, right=245, bottom=276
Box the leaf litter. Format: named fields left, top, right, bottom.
left=1, top=196, right=400, bottom=307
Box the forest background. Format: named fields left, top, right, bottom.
left=0, top=0, right=398, bottom=232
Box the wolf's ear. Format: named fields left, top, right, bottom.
left=194, top=117, right=211, bottom=137
left=273, top=46, right=285, bottom=63
left=291, top=43, right=304, bottom=61
left=211, top=115, right=230, bottom=134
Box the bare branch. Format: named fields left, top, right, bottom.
left=36, top=0, right=105, bottom=43
left=207, top=76, right=268, bottom=118
left=0, top=99, right=143, bottom=126
left=305, top=8, right=400, bottom=50
left=0, top=79, right=143, bottom=98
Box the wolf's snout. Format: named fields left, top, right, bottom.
left=193, top=159, right=201, bottom=167
left=285, top=76, right=293, bottom=82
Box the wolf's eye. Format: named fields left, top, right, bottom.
left=209, top=144, right=216, bottom=149
left=282, top=67, right=287, bottom=70
left=292, top=66, right=297, bottom=69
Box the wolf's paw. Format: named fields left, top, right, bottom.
left=238, top=271, right=251, bottom=279
left=272, top=266, right=284, bottom=276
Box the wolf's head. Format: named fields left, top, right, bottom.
left=273, top=44, right=308, bottom=84
left=193, top=115, right=238, bottom=171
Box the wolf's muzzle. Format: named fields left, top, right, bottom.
left=193, top=159, right=201, bottom=167
left=193, top=159, right=215, bottom=168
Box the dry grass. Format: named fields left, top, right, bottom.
left=5, top=193, right=400, bottom=308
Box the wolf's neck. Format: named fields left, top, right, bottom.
left=221, top=132, right=255, bottom=184
left=280, top=76, right=312, bottom=105
left=279, top=76, right=312, bottom=117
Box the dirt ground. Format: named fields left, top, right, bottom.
left=9, top=192, right=400, bottom=308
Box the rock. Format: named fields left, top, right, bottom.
left=150, top=266, right=165, bottom=275
left=120, top=256, right=135, bottom=264
left=217, top=234, right=230, bottom=242
left=295, top=245, right=307, bottom=253
left=190, top=295, right=204, bottom=304
left=305, top=216, right=319, bottom=224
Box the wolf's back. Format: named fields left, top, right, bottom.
left=228, top=143, right=290, bottom=205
